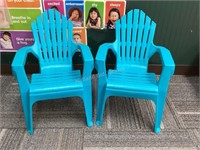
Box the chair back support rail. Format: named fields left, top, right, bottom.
left=115, top=9, right=157, bottom=72
left=31, top=10, right=75, bottom=73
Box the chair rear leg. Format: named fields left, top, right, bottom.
left=27, top=104, right=33, bottom=135
left=96, top=87, right=108, bottom=126
left=21, top=94, right=33, bottom=135
left=83, top=91, right=93, bottom=127
left=154, top=93, right=167, bottom=133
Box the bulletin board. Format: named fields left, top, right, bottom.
left=0, top=0, right=42, bottom=52
left=0, top=0, right=126, bottom=52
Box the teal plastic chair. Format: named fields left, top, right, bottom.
left=95, top=9, right=175, bottom=133
left=12, top=9, right=94, bottom=134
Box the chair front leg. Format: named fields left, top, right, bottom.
left=21, top=93, right=33, bottom=135
left=154, top=92, right=167, bottom=133
left=96, top=80, right=108, bottom=126
left=82, top=82, right=93, bottom=127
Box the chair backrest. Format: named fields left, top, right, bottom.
left=31, top=9, right=73, bottom=73
left=115, top=9, right=156, bottom=71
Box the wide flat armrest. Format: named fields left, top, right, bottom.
left=77, top=43, right=94, bottom=72
left=155, top=45, right=175, bottom=76
left=12, top=46, right=34, bottom=68
left=96, top=43, right=116, bottom=62
left=154, top=45, right=175, bottom=91
left=95, top=43, right=116, bottom=73
left=11, top=46, right=34, bottom=92
left=78, top=44, right=94, bottom=71
left=75, top=44, right=94, bottom=85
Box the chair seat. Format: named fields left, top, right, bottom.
left=106, top=70, right=158, bottom=93
left=30, top=70, right=83, bottom=95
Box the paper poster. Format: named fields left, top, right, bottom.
left=105, top=0, right=126, bottom=29
left=65, top=0, right=84, bottom=27
left=6, top=0, right=40, bottom=8
left=0, top=0, right=42, bottom=52
left=0, top=9, right=41, bottom=31
left=0, top=31, right=34, bottom=51
left=84, top=0, right=105, bottom=29
left=43, top=0, right=65, bottom=15
left=0, top=0, right=127, bottom=52
left=73, top=27, right=87, bottom=44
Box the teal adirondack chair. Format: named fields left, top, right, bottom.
left=12, top=9, right=94, bottom=135
left=95, top=9, right=175, bottom=133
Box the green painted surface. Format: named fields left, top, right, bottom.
left=0, top=9, right=41, bottom=31
left=125, top=1, right=199, bottom=65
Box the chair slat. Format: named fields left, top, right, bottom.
left=121, top=15, right=126, bottom=62
left=145, top=21, right=156, bottom=60
left=130, top=9, right=139, bottom=60
left=62, top=16, right=68, bottom=59
left=126, top=10, right=133, bottom=60
left=140, top=16, right=151, bottom=59
left=36, top=16, right=49, bottom=62
left=115, top=21, right=121, bottom=61
left=43, top=11, right=53, bottom=62
left=31, top=22, right=43, bottom=62
left=135, top=10, right=145, bottom=60
left=49, top=10, right=58, bottom=61
left=55, top=11, right=62, bottom=61
left=67, top=20, right=73, bottom=58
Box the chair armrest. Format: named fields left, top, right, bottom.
left=154, top=45, right=175, bottom=91
left=95, top=43, right=116, bottom=76
left=11, top=46, right=34, bottom=92
left=76, top=43, right=94, bottom=84
left=12, top=46, right=34, bottom=68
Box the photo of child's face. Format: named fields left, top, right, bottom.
left=3, top=34, right=10, bottom=41
left=109, top=11, right=120, bottom=24
left=73, top=34, right=81, bottom=43
left=71, top=10, right=79, bottom=21
left=90, top=11, right=98, bottom=20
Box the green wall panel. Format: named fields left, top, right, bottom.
left=125, top=1, right=199, bottom=65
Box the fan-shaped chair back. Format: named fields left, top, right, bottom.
left=115, top=9, right=156, bottom=71
left=31, top=9, right=73, bottom=73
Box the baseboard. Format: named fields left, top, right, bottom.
left=1, top=64, right=199, bottom=75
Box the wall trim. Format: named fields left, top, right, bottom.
left=1, top=64, right=199, bottom=75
